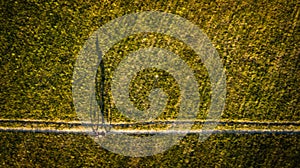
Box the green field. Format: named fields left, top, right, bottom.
left=1, top=0, right=299, bottom=167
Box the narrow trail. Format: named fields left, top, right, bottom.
left=1, top=118, right=299, bottom=126
left=0, top=127, right=299, bottom=135
left=0, top=118, right=299, bottom=135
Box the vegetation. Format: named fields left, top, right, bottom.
left=1, top=0, right=299, bottom=167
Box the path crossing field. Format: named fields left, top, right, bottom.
left=1, top=0, right=299, bottom=167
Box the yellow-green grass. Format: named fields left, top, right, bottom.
left=0, top=132, right=299, bottom=167
left=1, top=0, right=299, bottom=166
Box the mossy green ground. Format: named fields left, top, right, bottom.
left=1, top=0, right=299, bottom=167
left=1, top=132, right=299, bottom=167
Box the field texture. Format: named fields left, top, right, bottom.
left=1, top=0, right=299, bottom=167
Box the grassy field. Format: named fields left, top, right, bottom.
left=1, top=0, right=299, bottom=167
left=0, top=132, right=299, bottom=167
